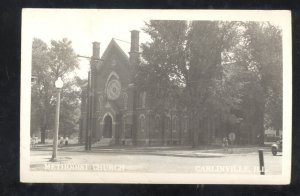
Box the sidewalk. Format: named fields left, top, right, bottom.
left=88, top=145, right=269, bottom=157
left=30, top=143, right=273, bottom=171
left=31, top=144, right=270, bottom=158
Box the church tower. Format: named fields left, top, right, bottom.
left=82, top=29, right=141, bottom=147
left=129, top=30, right=140, bottom=71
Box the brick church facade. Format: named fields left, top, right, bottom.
left=79, top=29, right=266, bottom=147
left=79, top=30, right=193, bottom=146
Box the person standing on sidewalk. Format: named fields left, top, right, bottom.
left=65, top=137, right=69, bottom=146
left=30, top=137, right=35, bottom=149
left=59, top=137, right=64, bottom=147
left=223, top=137, right=229, bottom=151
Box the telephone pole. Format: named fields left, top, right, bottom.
left=77, top=53, right=102, bottom=151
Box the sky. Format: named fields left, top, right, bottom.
left=23, top=9, right=289, bottom=79
left=24, top=9, right=152, bottom=79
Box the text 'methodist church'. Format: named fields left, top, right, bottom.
left=79, top=30, right=194, bottom=146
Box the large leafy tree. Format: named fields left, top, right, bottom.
left=58, top=79, right=82, bottom=138
left=31, top=38, right=54, bottom=141
left=246, top=22, right=282, bottom=132
left=185, top=21, right=243, bottom=146
left=48, top=38, right=79, bottom=79
left=238, top=22, right=283, bottom=144
left=31, top=38, right=79, bottom=143
left=136, top=20, right=188, bottom=112
left=138, top=20, right=282, bottom=146
left=74, top=76, right=88, bottom=144
left=138, top=21, right=243, bottom=146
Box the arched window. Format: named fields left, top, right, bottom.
left=99, top=95, right=103, bottom=110
left=184, top=118, right=188, bottom=133
left=155, top=115, right=160, bottom=132
left=106, top=71, right=120, bottom=83
left=139, top=91, right=146, bottom=108
left=123, top=93, right=128, bottom=109
left=166, top=116, right=171, bottom=132
left=139, top=114, right=145, bottom=132
left=172, top=116, right=178, bottom=132
left=111, top=58, right=116, bottom=67
left=142, top=92, right=146, bottom=108
left=123, top=115, right=132, bottom=138
left=123, top=116, right=126, bottom=136
left=139, top=93, right=142, bottom=108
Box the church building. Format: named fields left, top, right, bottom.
left=78, top=29, right=266, bottom=148
left=79, top=30, right=192, bottom=147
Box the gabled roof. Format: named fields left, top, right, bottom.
left=113, top=39, right=131, bottom=58
left=95, top=39, right=131, bottom=72
left=101, top=38, right=130, bottom=62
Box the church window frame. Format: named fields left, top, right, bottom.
left=166, top=116, right=171, bottom=132
left=99, top=95, right=103, bottom=110
left=139, top=91, right=146, bottom=108
left=183, top=117, right=189, bottom=133
left=155, top=114, right=160, bottom=133
left=123, top=93, right=128, bottom=109
left=105, top=72, right=120, bottom=94
left=172, top=116, right=178, bottom=133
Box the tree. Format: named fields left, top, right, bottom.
left=58, top=79, right=82, bottom=138
left=137, top=20, right=188, bottom=113
left=75, top=76, right=88, bottom=144
left=31, top=38, right=54, bottom=141
left=137, top=20, right=283, bottom=146
left=31, top=38, right=79, bottom=143
left=48, top=38, right=79, bottom=79
left=139, top=21, right=242, bottom=147
left=240, top=22, right=282, bottom=144
left=186, top=21, right=242, bottom=146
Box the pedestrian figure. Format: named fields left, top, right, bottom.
left=30, top=137, right=33, bottom=148
left=34, top=136, right=38, bottom=147
left=65, top=137, right=69, bottom=146
left=225, top=137, right=229, bottom=151
left=31, top=135, right=37, bottom=149
left=223, top=137, right=229, bottom=151
left=257, top=134, right=261, bottom=145
left=30, top=137, right=35, bottom=148
left=59, top=137, right=64, bottom=147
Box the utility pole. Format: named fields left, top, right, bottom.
left=77, top=53, right=102, bottom=151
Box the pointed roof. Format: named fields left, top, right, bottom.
left=101, top=39, right=130, bottom=61
left=95, top=39, right=131, bottom=72
left=113, top=38, right=131, bottom=58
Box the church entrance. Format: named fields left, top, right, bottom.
left=103, top=115, right=113, bottom=138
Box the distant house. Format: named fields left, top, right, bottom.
left=265, top=129, right=282, bottom=137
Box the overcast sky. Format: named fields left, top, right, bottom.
left=23, top=9, right=288, bottom=79
left=24, top=9, right=153, bottom=79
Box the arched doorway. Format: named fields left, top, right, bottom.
left=103, top=115, right=113, bottom=138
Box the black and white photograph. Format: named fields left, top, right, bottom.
left=20, top=9, right=291, bottom=184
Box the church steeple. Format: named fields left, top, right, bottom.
left=129, top=30, right=140, bottom=69
left=92, top=41, right=100, bottom=60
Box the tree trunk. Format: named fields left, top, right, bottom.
left=191, top=114, right=196, bottom=148
left=79, top=119, right=83, bottom=144
left=257, top=103, right=265, bottom=146
left=40, top=126, right=46, bottom=144
left=192, top=114, right=200, bottom=148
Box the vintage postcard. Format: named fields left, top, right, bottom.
left=20, top=9, right=292, bottom=184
